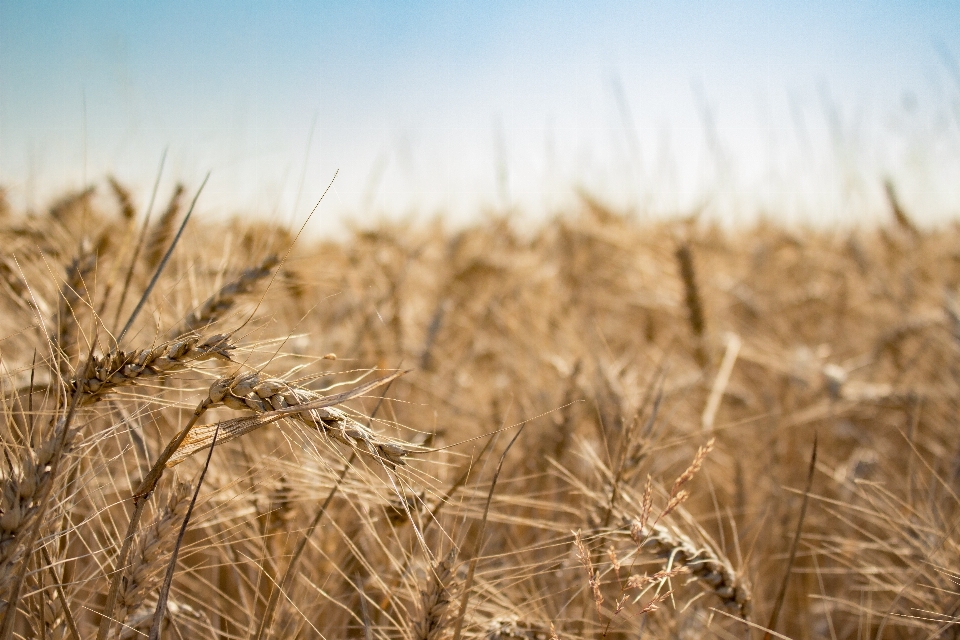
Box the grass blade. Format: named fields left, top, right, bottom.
left=116, top=172, right=209, bottom=345
left=763, top=434, right=817, bottom=640
left=112, top=148, right=167, bottom=332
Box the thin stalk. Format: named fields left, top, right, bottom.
left=450, top=424, right=526, bottom=640
left=255, top=452, right=355, bottom=640
left=376, top=434, right=497, bottom=611
left=256, top=370, right=398, bottom=640
left=763, top=435, right=817, bottom=640
left=148, top=421, right=222, bottom=640
left=41, top=547, right=81, bottom=640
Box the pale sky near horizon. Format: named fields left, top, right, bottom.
left=2, top=1, right=960, bottom=228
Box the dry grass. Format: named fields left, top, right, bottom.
left=0, top=178, right=958, bottom=638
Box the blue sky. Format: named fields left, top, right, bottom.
left=2, top=1, right=959, bottom=225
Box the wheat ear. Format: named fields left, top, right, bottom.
left=0, top=423, right=77, bottom=597
left=0, top=256, right=48, bottom=316
left=114, top=480, right=192, bottom=630
left=169, top=255, right=279, bottom=337
left=412, top=549, right=461, bottom=640
left=48, top=186, right=95, bottom=222
left=166, top=371, right=411, bottom=467
left=675, top=242, right=708, bottom=367
left=107, top=176, right=137, bottom=223
left=0, top=367, right=86, bottom=640
left=485, top=616, right=553, bottom=640
left=629, top=520, right=751, bottom=618
left=70, top=333, right=234, bottom=405
left=118, top=600, right=210, bottom=640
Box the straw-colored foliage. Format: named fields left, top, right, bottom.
left=0, top=179, right=956, bottom=638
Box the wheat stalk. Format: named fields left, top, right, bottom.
left=52, top=250, right=98, bottom=374
left=29, top=546, right=83, bottom=640
left=884, top=179, right=919, bottom=237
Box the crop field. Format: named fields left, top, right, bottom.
left=0, top=180, right=958, bottom=639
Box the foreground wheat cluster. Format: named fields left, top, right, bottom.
left=0, top=180, right=957, bottom=639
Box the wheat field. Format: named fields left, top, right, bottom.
left=0, top=179, right=957, bottom=639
